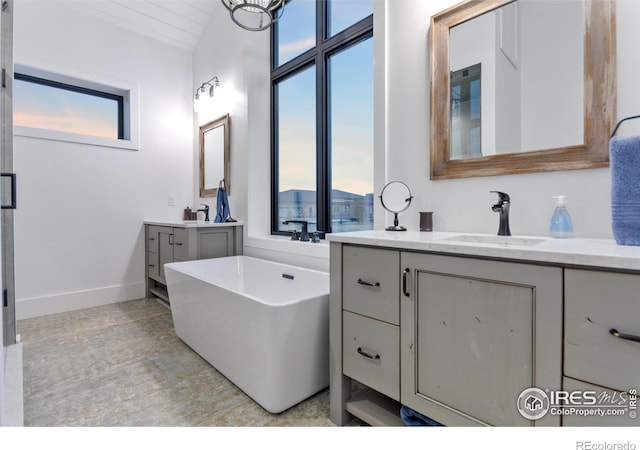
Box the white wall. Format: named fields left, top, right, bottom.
left=199, top=0, right=640, bottom=276
left=13, top=0, right=194, bottom=318
left=388, top=0, right=639, bottom=239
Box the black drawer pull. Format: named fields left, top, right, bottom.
left=357, top=347, right=380, bottom=360
left=402, top=268, right=410, bottom=297
left=175, top=242, right=183, bottom=246
left=357, top=279, right=380, bottom=288
left=609, top=328, right=640, bottom=343
left=148, top=264, right=156, bottom=268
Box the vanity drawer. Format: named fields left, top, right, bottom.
left=172, top=228, right=189, bottom=261
left=343, top=311, right=399, bottom=401
left=147, top=251, right=159, bottom=280
left=564, top=269, right=640, bottom=392
left=562, top=377, right=639, bottom=426
left=342, top=245, right=400, bottom=325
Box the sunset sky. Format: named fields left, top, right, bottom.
left=277, top=0, right=373, bottom=197
left=13, top=77, right=119, bottom=140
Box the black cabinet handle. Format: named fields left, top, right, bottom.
left=357, top=278, right=380, bottom=288
left=357, top=347, right=380, bottom=360
left=1, top=173, right=16, bottom=209
left=148, top=264, right=156, bottom=268
left=402, top=268, right=410, bottom=297
left=609, top=328, right=640, bottom=343
left=175, top=242, right=183, bottom=246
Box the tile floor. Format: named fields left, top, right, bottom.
left=18, top=298, right=348, bottom=427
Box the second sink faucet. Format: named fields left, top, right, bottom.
left=490, top=191, right=511, bottom=236
left=197, top=204, right=210, bottom=222
left=283, top=220, right=310, bottom=242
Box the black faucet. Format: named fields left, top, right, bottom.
left=490, top=191, right=511, bottom=236
left=197, top=204, right=210, bottom=222
left=283, top=220, right=309, bottom=242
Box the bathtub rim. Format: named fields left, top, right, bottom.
left=164, top=255, right=329, bottom=308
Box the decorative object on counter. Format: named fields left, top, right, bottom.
left=419, top=212, right=434, bottom=232
left=221, top=0, right=285, bottom=32
left=214, top=179, right=237, bottom=223
left=490, top=191, right=511, bottom=236
left=379, top=181, right=413, bottom=231
left=183, top=207, right=192, bottom=221
left=610, top=115, right=640, bottom=246
left=549, top=195, right=573, bottom=239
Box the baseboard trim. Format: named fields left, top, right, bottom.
left=16, top=282, right=145, bottom=320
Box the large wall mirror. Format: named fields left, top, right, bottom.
left=199, top=114, right=230, bottom=197
left=430, top=0, right=616, bottom=179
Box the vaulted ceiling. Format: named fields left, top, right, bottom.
left=69, top=0, right=222, bottom=51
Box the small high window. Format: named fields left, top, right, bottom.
left=12, top=67, right=137, bottom=150
left=14, top=73, right=124, bottom=140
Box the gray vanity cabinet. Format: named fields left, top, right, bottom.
left=145, top=223, right=242, bottom=305
left=400, top=253, right=562, bottom=426
left=563, top=269, right=640, bottom=426
left=330, top=242, right=562, bottom=426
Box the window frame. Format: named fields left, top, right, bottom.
left=14, top=72, right=125, bottom=140
left=270, top=0, right=373, bottom=238
left=12, top=65, right=139, bottom=151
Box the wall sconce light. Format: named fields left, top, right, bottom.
left=194, top=76, right=221, bottom=112
left=221, top=0, right=285, bottom=32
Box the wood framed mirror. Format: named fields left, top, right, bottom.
left=199, top=114, right=230, bottom=197
left=430, top=0, right=616, bottom=179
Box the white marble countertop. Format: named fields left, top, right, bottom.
left=144, top=220, right=243, bottom=228
left=327, top=230, right=640, bottom=272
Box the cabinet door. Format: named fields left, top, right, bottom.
left=147, top=226, right=161, bottom=281
left=400, top=253, right=562, bottom=426
left=198, top=228, right=234, bottom=258
left=157, top=226, right=174, bottom=281
left=172, top=227, right=188, bottom=261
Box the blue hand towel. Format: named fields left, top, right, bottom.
left=214, top=186, right=229, bottom=223
left=610, top=135, right=640, bottom=245
left=400, top=405, right=442, bottom=426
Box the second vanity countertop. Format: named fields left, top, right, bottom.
left=145, top=220, right=243, bottom=229
left=327, top=230, right=640, bottom=272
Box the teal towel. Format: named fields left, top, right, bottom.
left=610, top=135, right=640, bottom=245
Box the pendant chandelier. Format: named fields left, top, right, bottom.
left=221, top=0, right=286, bottom=31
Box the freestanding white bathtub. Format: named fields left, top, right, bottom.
left=164, top=256, right=330, bottom=413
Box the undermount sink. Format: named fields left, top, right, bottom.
left=440, top=234, right=546, bottom=247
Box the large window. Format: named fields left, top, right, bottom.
left=272, top=0, right=373, bottom=237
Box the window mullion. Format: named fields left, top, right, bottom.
left=316, top=0, right=329, bottom=235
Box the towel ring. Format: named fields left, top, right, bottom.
left=611, top=115, right=640, bottom=138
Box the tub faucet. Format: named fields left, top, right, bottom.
left=283, top=220, right=309, bottom=242
left=197, top=204, right=210, bottom=222
left=490, top=191, right=511, bottom=236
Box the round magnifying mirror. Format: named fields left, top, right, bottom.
left=379, top=181, right=413, bottom=231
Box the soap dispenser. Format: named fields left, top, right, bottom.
left=549, top=195, right=573, bottom=238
